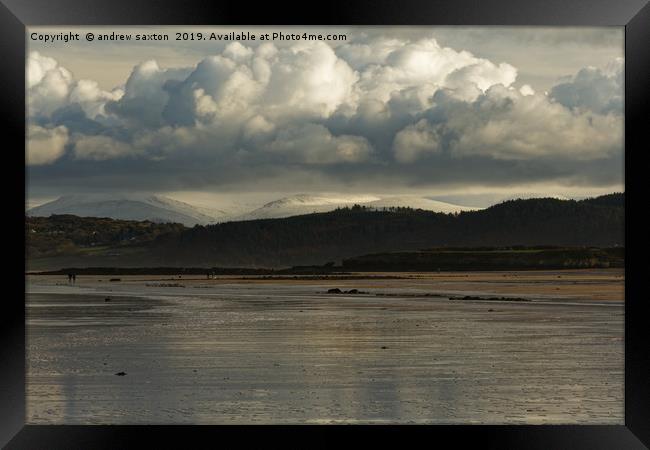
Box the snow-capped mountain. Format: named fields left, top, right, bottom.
left=233, top=194, right=380, bottom=220
left=235, top=194, right=479, bottom=221
left=27, top=193, right=481, bottom=226
left=26, top=194, right=225, bottom=226
left=366, top=196, right=480, bottom=213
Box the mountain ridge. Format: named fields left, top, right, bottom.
left=28, top=193, right=481, bottom=225
left=27, top=194, right=223, bottom=227
left=26, top=193, right=624, bottom=270
left=233, top=193, right=481, bottom=221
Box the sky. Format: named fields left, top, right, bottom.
left=26, top=26, right=624, bottom=209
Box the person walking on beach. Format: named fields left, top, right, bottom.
left=67, top=273, right=72, bottom=284
left=72, top=273, right=76, bottom=284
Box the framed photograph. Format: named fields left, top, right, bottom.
left=3, top=0, right=649, bottom=447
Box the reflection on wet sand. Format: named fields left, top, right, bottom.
left=27, top=271, right=624, bottom=424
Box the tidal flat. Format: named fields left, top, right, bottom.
left=26, top=270, right=624, bottom=424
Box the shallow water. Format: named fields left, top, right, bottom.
left=26, top=276, right=624, bottom=424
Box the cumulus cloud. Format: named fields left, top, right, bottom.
left=69, top=79, right=123, bottom=118
left=29, top=39, right=516, bottom=163
left=392, top=85, right=622, bottom=162
left=264, top=42, right=359, bottom=120
left=28, top=52, right=74, bottom=116
left=336, top=37, right=404, bottom=69
left=243, top=114, right=275, bottom=141
left=28, top=51, right=123, bottom=119
left=519, top=84, right=535, bottom=96
left=268, top=123, right=372, bottom=164
left=105, top=59, right=192, bottom=127
left=27, top=124, right=69, bottom=165
left=453, top=89, right=622, bottom=160
left=95, top=41, right=359, bottom=132
left=549, top=57, right=623, bottom=114
left=350, top=37, right=517, bottom=111
left=73, top=135, right=133, bottom=161
left=393, top=119, right=442, bottom=163
left=25, top=35, right=624, bottom=194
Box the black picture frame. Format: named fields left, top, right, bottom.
left=3, top=0, right=649, bottom=448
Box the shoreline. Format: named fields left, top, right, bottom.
left=26, top=272, right=624, bottom=425
left=26, top=268, right=625, bottom=304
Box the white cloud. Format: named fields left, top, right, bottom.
left=268, top=123, right=372, bottom=164
left=28, top=51, right=74, bottom=116
left=133, top=41, right=360, bottom=128
left=27, top=43, right=623, bottom=174
left=392, top=84, right=622, bottom=162
left=223, top=41, right=255, bottom=62
left=443, top=61, right=517, bottom=100
left=69, top=79, right=123, bottom=118
left=519, top=84, right=535, bottom=96
left=27, top=124, right=69, bottom=165
left=28, top=51, right=123, bottom=119
left=263, top=41, right=359, bottom=120
left=188, top=59, right=263, bottom=122
left=106, top=59, right=192, bottom=127
left=455, top=85, right=622, bottom=160
left=28, top=38, right=520, bottom=138
left=336, top=37, right=404, bottom=69
left=350, top=37, right=517, bottom=110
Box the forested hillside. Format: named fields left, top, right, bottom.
left=26, top=194, right=624, bottom=269
left=26, top=215, right=185, bottom=259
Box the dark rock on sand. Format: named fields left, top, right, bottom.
left=449, top=295, right=529, bottom=302
left=327, top=288, right=342, bottom=294
left=115, top=371, right=127, bottom=376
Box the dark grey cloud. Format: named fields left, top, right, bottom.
left=549, top=58, right=623, bottom=114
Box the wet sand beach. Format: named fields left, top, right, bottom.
left=26, top=270, right=624, bottom=424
